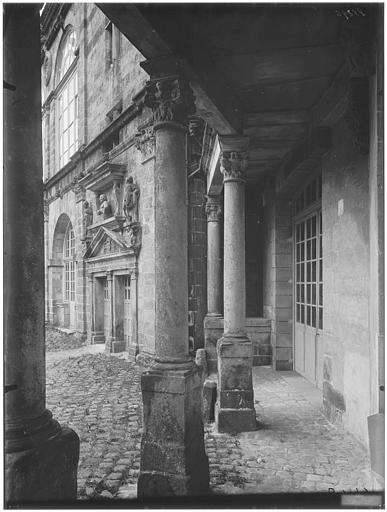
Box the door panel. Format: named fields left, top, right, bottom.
left=123, top=276, right=132, bottom=346
left=294, top=206, right=322, bottom=388
left=103, top=278, right=110, bottom=341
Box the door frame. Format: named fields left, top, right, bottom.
left=292, top=172, right=323, bottom=388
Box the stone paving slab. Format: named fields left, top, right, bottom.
left=46, top=344, right=383, bottom=500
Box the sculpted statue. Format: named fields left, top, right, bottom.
left=112, top=181, right=121, bottom=216
left=97, top=193, right=113, bottom=220
left=123, top=176, right=140, bottom=223
left=83, top=200, right=93, bottom=229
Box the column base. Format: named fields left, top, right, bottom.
left=106, top=338, right=126, bottom=353
left=216, top=334, right=256, bottom=433
left=127, top=343, right=139, bottom=362
left=216, top=405, right=256, bottom=433
left=138, top=362, right=209, bottom=496
left=91, top=331, right=105, bottom=344
left=5, top=426, right=79, bottom=505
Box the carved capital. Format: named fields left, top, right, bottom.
left=134, top=125, right=155, bottom=160
left=144, top=75, right=195, bottom=127
left=220, top=151, right=248, bottom=181
left=205, top=196, right=222, bottom=222
left=218, top=135, right=249, bottom=182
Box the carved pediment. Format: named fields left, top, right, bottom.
left=84, top=227, right=130, bottom=259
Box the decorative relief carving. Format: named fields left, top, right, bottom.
left=102, top=238, right=119, bottom=254
left=144, top=76, right=195, bottom=126
left=71, top=177, right=86, bottom=203
left=134, top=126, right=155, bottom=160
left=220, top=151, right=248, bottom=181
left=205, top=196, right=222, bottom=222
left=123, top=176, right=140, bottom=223
left=124, top=222, right=142, bottom=255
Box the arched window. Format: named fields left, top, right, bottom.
left=56, top=28, right=78, bottom=169
left=64, top=223, right=75, bottom=302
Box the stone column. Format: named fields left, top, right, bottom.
left=136, top=57, right=209, bottom=496
left=216, top=136, right=256, bottom=433
left=128, top=269, right=139, bottom=361
left=4, top=5, right=79, bottom=503
left=105, top=271, right=114, bottom=352
left=205, top=195, right=223, bottom=316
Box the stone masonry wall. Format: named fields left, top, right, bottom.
left=321, top=114, right=371, bottom=446
left=43, top=6, right=156, bottom=360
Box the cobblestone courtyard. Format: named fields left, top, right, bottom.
left=46, top=329, right=382, bottom=501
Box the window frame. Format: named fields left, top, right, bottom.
left=54, top=28, right=79, bottom=173
left=63, top=223, right=76, bottom=303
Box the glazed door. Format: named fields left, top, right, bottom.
left=123, top=275, right=132, bottom=346
left=294, top=210, right=323, bottom=388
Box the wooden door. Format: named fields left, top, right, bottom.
left=294, top=209, right=323, bottom=388
left=103, top=278, right=110, bottom=342
left=123, top=275, right=132, bottom=346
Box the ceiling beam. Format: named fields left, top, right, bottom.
left=97, top=3, right=241, bottom=134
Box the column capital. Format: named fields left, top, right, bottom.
left=205, top=195, right=222, bottom=222
left=142, top=57, right=196, bottom=128
left=219, top=135, right=249, bottom=182
left=106, top=270, right=113, bottom=280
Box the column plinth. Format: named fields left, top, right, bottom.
left=4, top=5, right=79, bottom=504
left=136, top=58, right=209, bottom=496
left=216, top=136, right=256, bottom=433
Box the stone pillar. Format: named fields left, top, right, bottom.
left=205, top=195, right=223, bottom=316
left=90, top=275, right=104, bottom=343
left=128, top=269, right=139, bottom=361
left=105, top=271, right=114, bottom=352
left=4, top=5, right=79, bottom=504
left=216, top=136, right=256, bottom=433
left=136, top=57, right=209, bottom=496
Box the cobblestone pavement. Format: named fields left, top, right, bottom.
left=46, top=345, right=381, bottom=500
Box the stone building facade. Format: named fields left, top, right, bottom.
left=42, top=4, right=163, bottom=363
left=41, top=1, right=384, bottom=451
left=5, top=3, right=382, bottom=504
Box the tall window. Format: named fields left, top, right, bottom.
left=64, top=223, right=75, bottom=302
left=56, top=28, right=78, bottom=169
